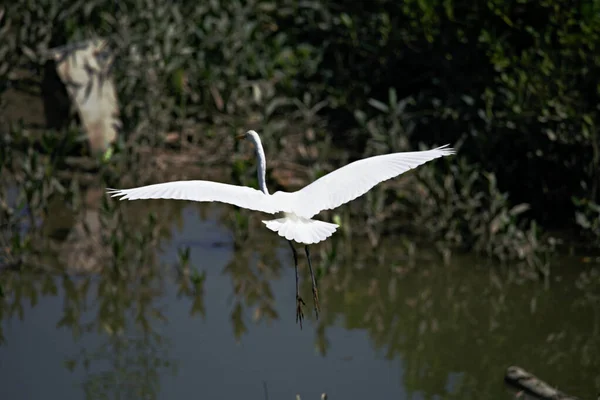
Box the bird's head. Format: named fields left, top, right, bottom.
left=235, top=130, right=260, bottom=147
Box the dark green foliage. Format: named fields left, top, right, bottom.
left=273, top=0, right=600, bottom=227
left=2, top=0, right=600, bottom=264
left=266, top=0, right=600, bottom=259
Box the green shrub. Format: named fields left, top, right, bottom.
left=3, top=0, right=600, bottom=264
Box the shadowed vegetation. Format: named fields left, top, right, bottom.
left=3, top=0, right=600, bottom=265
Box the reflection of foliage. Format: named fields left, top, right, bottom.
left=0, top=186, right=205, bottom=397
left=221, top=209, right=284, bottom=340
left=175, top=247, right=207, bottom=318
left=66, top=330, right=176, bottom=400
left=1, top=136, right=206, bottom=400
left=312, top=238, right=600, bottom=400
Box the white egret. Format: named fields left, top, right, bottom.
left=107, top=130, right=455, bottom=328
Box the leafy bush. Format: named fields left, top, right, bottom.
left=266, top=0, right=600, bottom=260
left=2, top=0, right=600, bottom=265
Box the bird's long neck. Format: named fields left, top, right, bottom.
left=249, top=133, right=269, bottom=195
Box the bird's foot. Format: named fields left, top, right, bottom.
left=312, top=286, right=320, bottom=320
left=296, top=295, right=306, bottom=329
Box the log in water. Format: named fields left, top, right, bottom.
left=504, top=366, right=581, bottom=400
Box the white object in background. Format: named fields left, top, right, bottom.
left=47, top=38, right=121, bottom=155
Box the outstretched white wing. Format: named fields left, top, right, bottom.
left=107, top=145, right=454, bottom=219
left=107, top=181, right=283, bottom=214
left=276, top=145, right=455, bottom=218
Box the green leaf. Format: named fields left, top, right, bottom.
left=368, top=98, right=389, bottom=113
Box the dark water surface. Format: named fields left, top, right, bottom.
left=1, top=196, right=598, bottom=400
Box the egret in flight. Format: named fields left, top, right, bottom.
left=107, top=130, right=455, bottom=328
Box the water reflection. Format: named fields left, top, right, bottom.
left=0, top=178, right=599, bottom=400
left=320, top=246, right=600, bottom=398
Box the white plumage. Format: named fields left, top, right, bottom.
left=263, top=215, right=339, bottom=245
left=269, top=145, right=455, bottom=219
left=107, top=180, right=281, bottom=214
left=107, top=130, right=455, bottom=245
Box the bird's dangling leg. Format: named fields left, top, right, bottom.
left=305, top=245, right=320, bottom=319
left=288, top=240, right=304, bottom=329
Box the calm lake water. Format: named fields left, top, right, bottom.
left=0, top=190, right=598, bottom=400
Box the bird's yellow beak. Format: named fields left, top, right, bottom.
left=235, top=133, right=246, bottom=141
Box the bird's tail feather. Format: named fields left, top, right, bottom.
left=262, top=216, right=338, bottom=245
